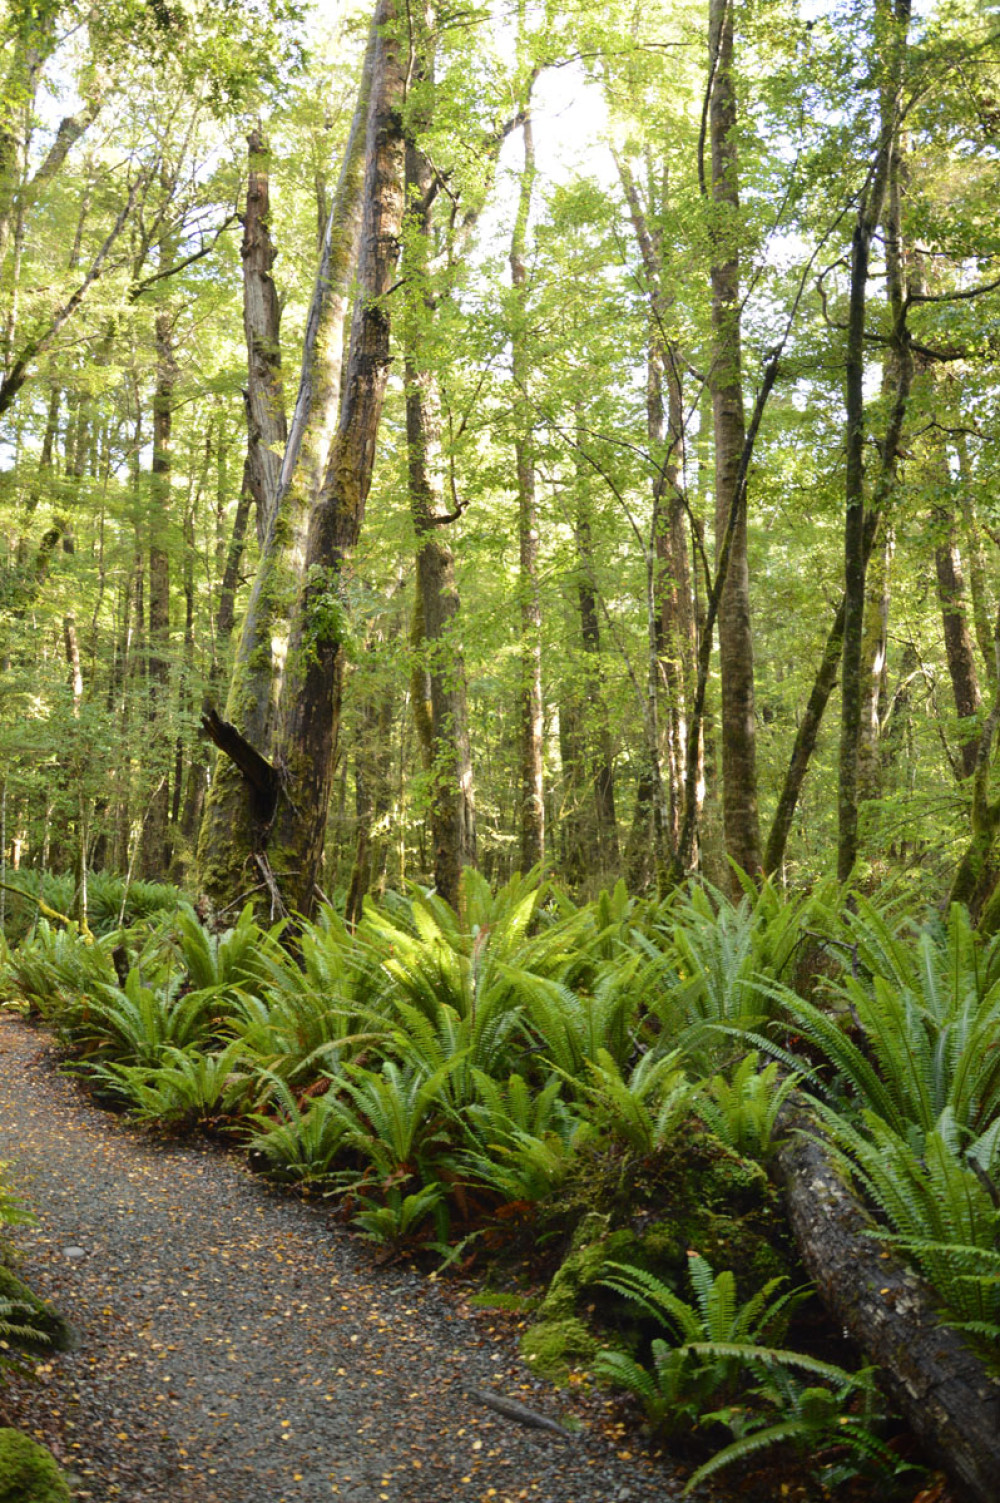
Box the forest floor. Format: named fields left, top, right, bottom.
left=0, top=1013, right=685, bottom=1503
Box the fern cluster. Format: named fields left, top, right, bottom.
left=4, top=866, right=967, bottom=1495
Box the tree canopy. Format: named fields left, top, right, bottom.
left=1, top=0, right=999, bottom=925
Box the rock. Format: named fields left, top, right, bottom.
left=0, top=1428, right=71, bottom=1503
left=62, top=1246, right=86, bottom=1260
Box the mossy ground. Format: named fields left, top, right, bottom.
left=512, top=1119, right=806, bottom=1383
left=0, top=1429, right=71, bottom=1503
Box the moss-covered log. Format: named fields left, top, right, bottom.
left=774, top=1118, right=1000, bottom=1503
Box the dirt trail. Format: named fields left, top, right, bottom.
left=0, top=1014, right=676, bottom=1503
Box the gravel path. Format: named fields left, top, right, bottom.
left=0, top=1014, right=683, bottom=1503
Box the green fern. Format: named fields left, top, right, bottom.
left=818, top=1104, right=1000, bottom=1327
left=352, top=1182, right=448, bottom=1247
left=579, top=1048, right=695, bottom=1153
left=696, top=1053, right=799, bottom=1159
left=89, top=1039, right=254, bottom=1126
left=246, top=1076, right=353, bottom=1183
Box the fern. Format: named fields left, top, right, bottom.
left=247, top=1076, right=352, bottom=1183
left=696, top=1053, right=799, bottom=1158
left=579, top=1048, right=694, bottom=1153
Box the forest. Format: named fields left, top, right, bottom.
left=2, top=0, right=1000, bottom=1498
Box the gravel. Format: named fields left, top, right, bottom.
left=0, top=1014, right=689, bottom=1503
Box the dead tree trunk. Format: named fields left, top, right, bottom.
left=775, top=1117, right=1000, bottom=1503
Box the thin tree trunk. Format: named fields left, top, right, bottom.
left=345, top=636, right=396, bottom=926
left=62, top=612, right=87, bottom=924
left=935, top=515, right=982, bottom=780
left=575, top=498, right=619, bottom=874
left=956, top=436, right=995, bottom=689
left=403, top=53, right=476, bottom=911
left=838, top=0, right=910, bottom=880
left=856, top=529, right=893, bottom=802
left=708, top=0, right=761, bottom=885
left=141, top=304, right=175, bottom=881
left=511, top=112, right=544, bottom=873
left=242, top=130, right=287, bottom=546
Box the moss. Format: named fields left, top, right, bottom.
left=520, top=1317, right=599, bottom=1383
left=536, top=1118, right=797, bottom=1302
left=536, top=1214, right=639, bottom=1321
left=0, top=1266, right=73, bottom=1352
left=518, top=1118, right=801, bottom=1390
left=0, top=1430, right=71, bottom=1503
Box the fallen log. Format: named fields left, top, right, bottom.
left=774, top=1115, right=1000, bottom=1503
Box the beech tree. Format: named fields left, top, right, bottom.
left=1, top=0, right=1000, bottom=926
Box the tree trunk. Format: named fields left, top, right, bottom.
left=511, top=112, right=545, bottom=873
left=141, top=304, right=174, bottom=881
left=765, top=94, right=913, bottom=880
left=575, top=498, right=619, bottom=875
left=838, top=0, right=910, bottom=881
left=264, top=1, right=407, bottom=919
left=774, top=1116, right=1000, bottom=1503
left=765, top=597, right=846, bottom=878
left=856, top=528, right=893, bottom=802
left=242, top=130, right=287, bottom=546
left=708, top=0, right=761, bottom=885
left=956, top=436, right=995, bottom=690
left=403, top=53, right=476, bottom=912
left=344, top=652, right=396, bottom=927
left=196, top=26, right=375, bottom=913
left=935, top=514, right=982, bottom=781
left=62, top=611, right=87, bottom=924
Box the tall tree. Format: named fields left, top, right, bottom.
left=707, top=0, right=762, bottom=883
left=510, top=109, right=545, bottom=873
left=263, top=0, right=408, bottom=918
left=837, top=0, right=911, bottom=881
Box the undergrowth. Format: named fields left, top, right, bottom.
left=4, top=868, right=995, bottom=1497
